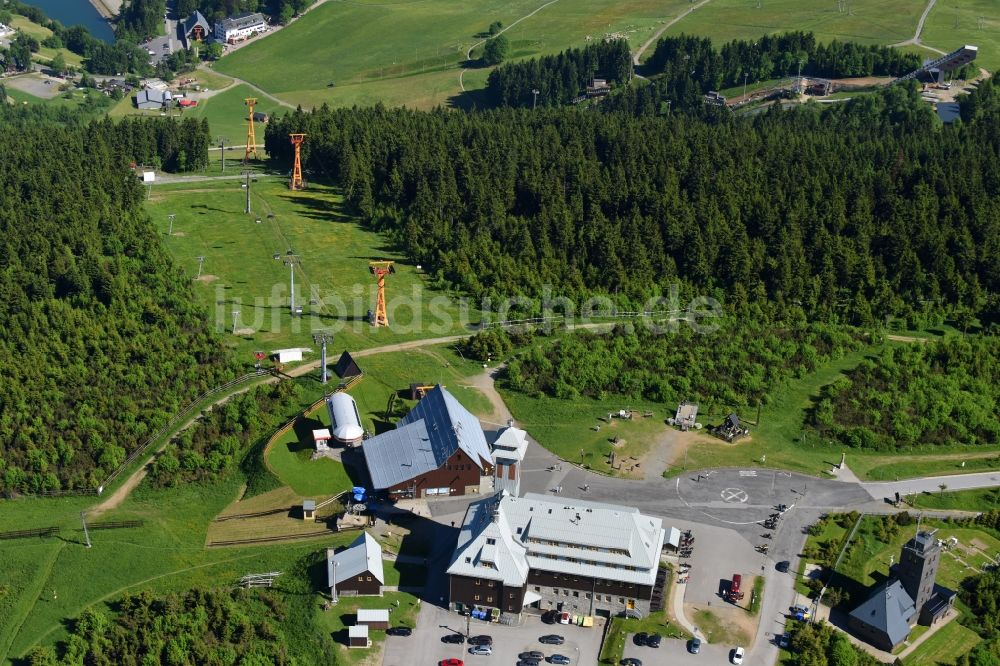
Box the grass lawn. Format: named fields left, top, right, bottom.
left=748, top=575, right=764, bottom=615
left=650, top=340, right=1000, bottom=481
left=910, top=487, right=1000, bottom=512
left=691, top=608, right=752, bottom=645
left=0, top=475, right=361, bottom=662
left=903, top=617, right=981, bottom=666
left=187, top=66, right=235, bottom=91
left=600, top=603, right=692, bottom=664
left=214, top=0, right=695, bottom=109
left=144, top=179, right=483, bottom=362
left=499, top=389, right=669, bottom=477
left=183, top=83, right=279, bottom=145
left=661, top=0, right=926, bottom=47
left=315, top=590, right=420, bottom=664
left=922, top=0, right=1000, bottom=72
left=9, top=15, right=50, bottom=39
left=267, top=426, right=354, bottom=497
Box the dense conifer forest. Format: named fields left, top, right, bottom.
left=500, top=321, right=866, bottom=407
left=486, top=32, right=925, bottom=110
left=266, top=77, right=1000, bottom=324
left=148, top=380, right=298, bottom=489
left=22, top=584, right=338, bottom=666
left=0, top=116, right=230, bottom=494
left=809, top=336, right=1000, bottom=450
left=486, top=39, right=632, bottom=108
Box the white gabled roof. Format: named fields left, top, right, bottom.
left=327, top=532, right=384, bottom=587
left=357, top=608, right=390, bottom=623
left=348, top=625, right=369, bottom=639
left=447, top=493, right=530, bottom=587
left=448, top=491, right=665, bottom=588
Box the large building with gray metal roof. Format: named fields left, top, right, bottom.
left=361, top=385, right=493, bottom=499
left=447, top=491, right=666, bottom=619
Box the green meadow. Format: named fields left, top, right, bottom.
left=922, top=0, right=1000, bottom=71
left=660, top=0, right=927, bottom=48
left=144, top=178, right=482, bottom=363
left=215, top=0, right=695, bottom=108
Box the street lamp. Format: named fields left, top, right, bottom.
left=532, top=88, right=540, bottom=109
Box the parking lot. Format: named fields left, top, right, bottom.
left=383, top=605, right=604, bottom=666
left=623, top=633, right=736, bottom=665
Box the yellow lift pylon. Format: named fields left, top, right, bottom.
left=368, top=261, right=395, bottom=327
left=289, top=133, right=306, bottom=190
left=244, top=97, right=259, bottom=162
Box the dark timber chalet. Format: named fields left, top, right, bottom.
left=327, top=532, right=384, bottom=597
left=362, top=385, right=493, bottom=499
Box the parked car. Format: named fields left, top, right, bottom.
left=440, top=660, right=464, bottom=666
left=442, top=633, right=465, bottom=644
left=549, top=655, right=572, bottom=665
left=539, top=634, right=565, bottom=645
left=468, top=635, right=493, bottom=646
left=518, top=652, right=544, bottom=661
left=469, top=645, right=492, bottom=656
left=542, top=610, right=558, bottom=624
left=558, top=611, right=571, bottom=624
left=386, top=626, right=412, bottom=636
left=778, top=633, right=790, bottom=648
left=517, top=661, right=540, bottom=666
left=790, top=604, right=811, bottom=620
left=731, top=647, right=745, bottom=664
left=688, top=637, right=702, bottom=654
left=620, top=659, right=642, bottom=666
left=633, top=632, right=648, bottom=646
left=776, top=560, right=791, bottom=573
left=646, top=633, right=662, bottom=648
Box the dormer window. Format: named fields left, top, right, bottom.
left=486, top=538, right=496, bottom=545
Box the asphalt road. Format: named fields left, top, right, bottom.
left=411, top=420, right=1000, bottom=666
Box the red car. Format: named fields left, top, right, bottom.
left=440, top=660, right=464, bottom=666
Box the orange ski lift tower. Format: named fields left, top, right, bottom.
left=244, top=97, right=259, bottom=162
left=289, top=133, right=306, bottom=190
left=368, top=261, right=395, bottom=327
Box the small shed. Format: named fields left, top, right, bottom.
left=273, top=348, right=303, bottom=363
left=673, top=402, right=699, bottom=430
left=665, top=526, right=681, bottom=551
left=252, top=111, right=269, bottom=123
left=303, top=499, right=316, bottom=521
left=586, top=78, right=611, bottom=97
left=313, top=428, right=332, bottom=451
left=356, top=608, right=390, bottom=630
left=141, top=171, right=155, bottom=183
left=348, top=624, right=370, bottom=648
left=334, top=351, right=363, bottom=379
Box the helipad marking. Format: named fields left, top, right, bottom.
left=721, top=488, right=749, bottom=503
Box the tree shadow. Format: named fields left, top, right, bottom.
left=291, top=415, right=326, bottom=451
left=448, top=87, right=491, bottom=112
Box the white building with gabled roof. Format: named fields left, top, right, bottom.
left=447, top=491, right=666, bottom=618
